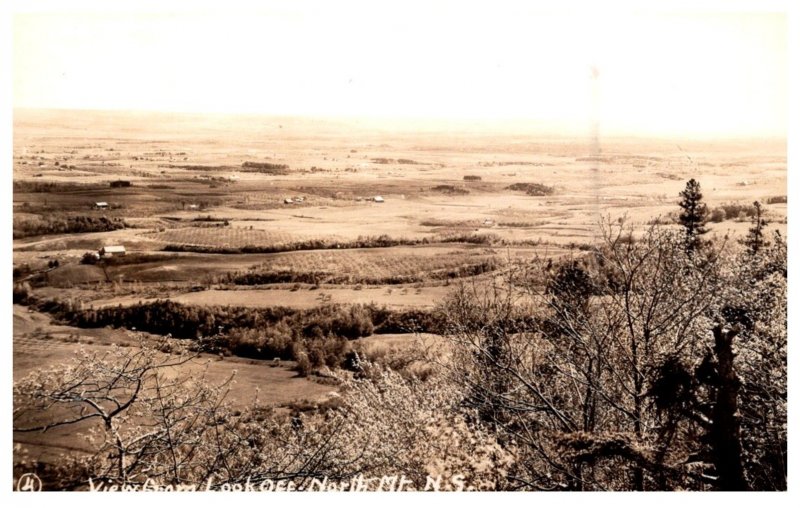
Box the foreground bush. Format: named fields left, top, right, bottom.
left=440, top=220, right=786, bottom=490
left=14, top=338, right=508, bottom=490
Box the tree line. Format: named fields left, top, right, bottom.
left=13, top=215, right=128, bottom=239
left=18, top=295, right=446, bottom=372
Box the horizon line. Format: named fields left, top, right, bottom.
left=12, top=106, right=788, bottom=143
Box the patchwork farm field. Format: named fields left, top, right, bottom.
left=12, top=109, right=787, bottom=475
left=142, top=225, right=311, bottom=248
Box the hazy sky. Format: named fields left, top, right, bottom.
left=12, top=3, right=788, bottom=137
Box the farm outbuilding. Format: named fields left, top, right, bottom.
left=284, top=198, right=294, bottom=204
left=95, top=201, right=108, bottom=209
left=373, top=196, right=385, bottom=203
left=99, top=245, right=126, bottom=257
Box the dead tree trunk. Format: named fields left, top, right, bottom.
left=710, top=324, right=748, bottom=491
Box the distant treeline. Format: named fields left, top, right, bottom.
left=163, top=234, right=427, bottom=254
left=241, top=161, right=291, bottom=174
left=13, top=181, right=99, bottom=193
left=709, top=202, right=761, bottom=223
left=371, top=158, right=422, bottom=165
left=506, top=182, right=555, bottom=196
left=19, top=295, right=447, bottom=372
left=161, top=164, right=234, bottom=171
left=13, top=215, right=128, bottom=239
left=651, top=200, right=783, bottom=225
left=162, top=233, right=501, bottom=255
left=220, top=259, right=500, bottom=287
left=192, top=215, right=231, bottom=222
left=574, top=156, right=613, bottom=163
left=479, top=161, right=553, bottom=167
left=438, top=232, right=501, bottom=245
left=224, top=270, right=329, bottom=286
left=431, top=185, right=469, bottom=195
left=427, top=259, right=500, bottom=279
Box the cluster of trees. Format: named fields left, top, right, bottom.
left=431, top=185, right=470, bottom=195
left=13, top=281, right=32, bottom=304
left=679, top=178, right=773, bottom=255
left=438, top=232, right=501, bottom=245
left=25, top=296, right=446, bottom=372
left=708, top=202, right=761, bottom=223
left=13, top=181, right=95, bottom=193
left=428, top=259, right=500, bottom=280
left=222, top=268, right=420, bottom=287
left=219, top=259, right=500, bottom=287
left=162, top=164, right=232, bottom=171
left=505, top=182, right=555, bottom=196
left=13, top=215, right=128, bottom=239
left=163, top=232, right=510, bottom=256
left=480, top=161, right=551, bottom=167
left=163, top=234, right=429, bottom=255
left=222, top=269, right=329, bottom=286
left=240, top=161, right=291, bottom=174
left=677, top=183, right=781, bottom=226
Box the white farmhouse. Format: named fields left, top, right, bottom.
left=99, top=245, right=126, bottom=258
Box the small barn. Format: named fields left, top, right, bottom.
left=284, top=198, right=294, bottom=204
left=99, top=245, right=126, bottom=258
left=373, top=195, right=385, bottom=203
left=95, top=201, right=108, bottom=209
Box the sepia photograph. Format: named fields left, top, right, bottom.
left=3, top=0, right=795, bottom=502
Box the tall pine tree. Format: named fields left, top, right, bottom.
left=678, top=179, right=709, bottom=254
left=741, top=201, right=769, bottom=254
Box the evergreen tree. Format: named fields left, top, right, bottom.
left=741, top=201, right=769, bottom=254
left=547, top=260, right=594, bottom=315
left=678, top=179, right=709, bottom=253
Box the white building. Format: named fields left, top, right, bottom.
left=99, top=245, right=126, bottom=257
